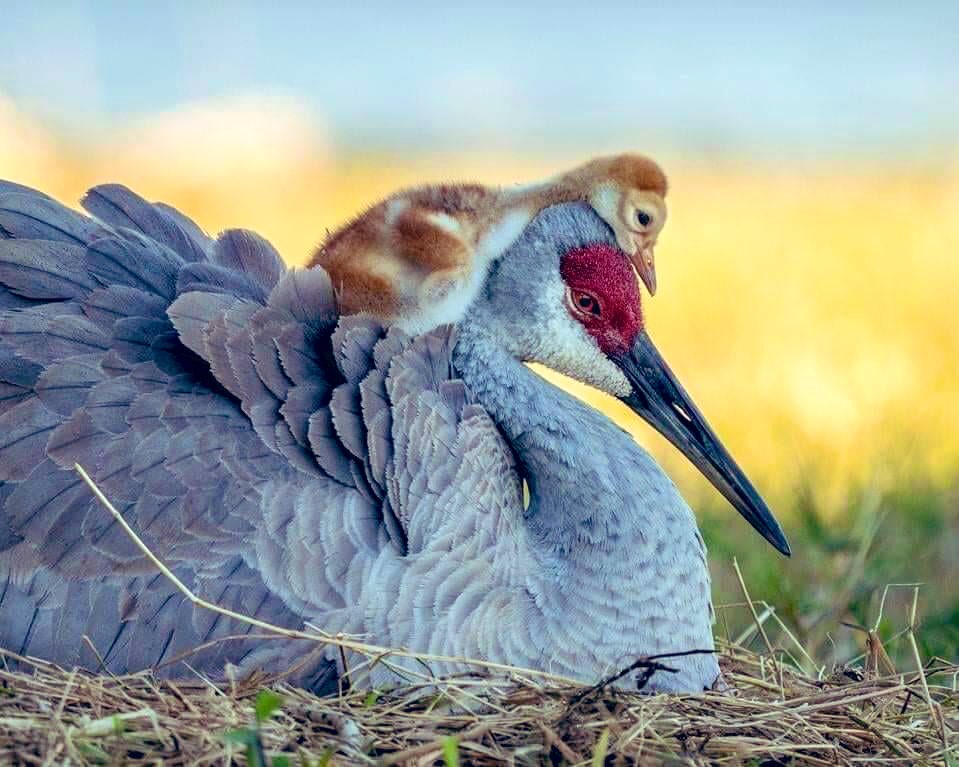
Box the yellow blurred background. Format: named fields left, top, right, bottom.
left=4, top=90, right=957, bottom=516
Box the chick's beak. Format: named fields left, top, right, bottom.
left=614, top=331, right=791, bottom=556
left=631, top=248, right=657, bottom=296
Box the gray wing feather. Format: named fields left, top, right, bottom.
left=275, top=323, right=325, bottom=385
left=84, top=377, right=138, bottom=434
left=0, top=287, right=34, bottom=310
left=249, top=307, right=294, bottom=398
left=329, top=383, right=367, bottom=460
left=112, top=317, right=175, bottom=365
left=0, top=192, right=106, bottom=244
left=154, top=202, right=212, bottom=252
left=85, top=235, right=181, bottom=298
left=331, top=317, right=382, bottom=383
left=7, top=459, right=85, bottom=537
left=131, top=430, right=186, bottom=496
left=167, top=291, right=242, bottom=360
left=176, top=263, right=267, bottom=300
left=267, top=268, right=336, bottom=326
left=0, top=354, right=42, bottom=415
left=0, top=180, right=55, bottom=201
left=373, top=326, right=412, bottom=369
left=224, top=302, right=276, bottom=413
left=281, top=383, right=330, bottom=447
left=358, top=370, right=390, bottom=488
left=0, top=311, right=109, bottom=365
left=35, top=355, right=104, bottom=415
left=0, top=178, right=523, bottom=688
left=82, top=286, right=168, bottom=330
left=203, top=313, right=244, bottom=399
left=0, top=183, right=333, bottom=683
left=274, top=420, right=323, bottom=476
left=212, top=229, right=285, bottom=293
left=0, top=240, right=97, bottom=300
left=365, top=407, right=392, bottom=489
left=0, top=400, right=62, bottom=481
left=307, top=408, right=355, bottom=485
left=45, top=409, right=108, bottom=469
left=82, top=184, right=208, bottom=264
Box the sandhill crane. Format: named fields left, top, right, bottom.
left=0, top=176, right=788, bottom=693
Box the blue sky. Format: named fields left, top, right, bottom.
left=2, top=2, right=957, bottom=157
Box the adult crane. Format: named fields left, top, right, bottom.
left=0, top=177, right=788, bottom=693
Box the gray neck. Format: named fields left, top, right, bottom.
left=452, top=320, right=661, bottom=557
left=452, top=319, right=720, bottom=688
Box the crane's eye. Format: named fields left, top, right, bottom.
left=572, top=290, right=601, bottom=317
left=636, top=210, right=653, bottom=228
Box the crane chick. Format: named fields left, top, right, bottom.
left=310, top=154, right=667, bottom=334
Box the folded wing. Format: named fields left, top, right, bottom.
left=0, top=181, right=527, bottom=686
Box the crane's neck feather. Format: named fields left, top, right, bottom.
left=452, top=319, right=719, bottom=686
left=452, top=318, right=690, bottom=556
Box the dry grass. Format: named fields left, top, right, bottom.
left=1, top=639, right=956, bottom=766
left=1, top=471, right=955, bottom=765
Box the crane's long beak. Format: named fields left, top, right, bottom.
left=614, top=331, right=791, bottom=556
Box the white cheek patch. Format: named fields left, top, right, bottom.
left=526, top=279, right=631, bottom=398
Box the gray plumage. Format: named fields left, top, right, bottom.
left=0, top=181, right=732, bottom=693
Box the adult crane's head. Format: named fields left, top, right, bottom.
left=473, top=202, right=791, bottom=556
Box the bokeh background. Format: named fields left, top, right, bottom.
left=2, top=2, right=957, bottom=666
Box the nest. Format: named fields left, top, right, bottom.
left=1, top=639, right=956, bottom=766
left=1, top=472, right=957, bottom=765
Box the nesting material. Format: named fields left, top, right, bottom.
left=1, top=639, right=955, bottom=766
left=1, top=471, right=954, bottom=764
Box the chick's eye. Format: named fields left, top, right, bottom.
left=573, top=291, right=601, bottom=316
left=636, top=209, right=652, bottom=228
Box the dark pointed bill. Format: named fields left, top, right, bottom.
left=613, top=331, right=791, bottom=556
